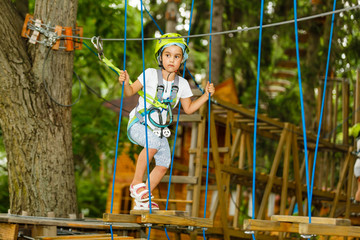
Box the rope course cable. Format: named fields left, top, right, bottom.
left=54, top=5, right=360, bottom=41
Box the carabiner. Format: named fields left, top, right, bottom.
left=91, top=36, right=105, bottom=61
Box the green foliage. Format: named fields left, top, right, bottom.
left=75, top=171, right=107, bottom=217
left=0, top=173, right=9, bottom=213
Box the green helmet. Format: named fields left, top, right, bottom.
left=154, top=33, right=189, bottom=61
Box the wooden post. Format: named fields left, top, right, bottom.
left=257, top=124, right=289, bottom=219
left=280, top=131, right=292, bottom=215
left=355, top=68, right=360, bottom=124
left=342, top=79, right=350, bottom=144
left=233, top=132, right=246, bottom=228
left=190, top=106, right=206, bottom=240
left=210, top=111, right=230, bottom=240
left=0, top=223, right=19, bottom=240
left=292, top=125, right=304, bottom=216
left=330, top=148, right=352, bottom=217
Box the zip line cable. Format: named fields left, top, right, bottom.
left=56, top=5, right=360, bottom=41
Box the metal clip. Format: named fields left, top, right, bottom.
left=91, top=36, right=104, bottom=60
left=162, top=127, right=171, bottom=138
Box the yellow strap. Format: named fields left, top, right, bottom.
left=102, top=58, right=167, bottom=109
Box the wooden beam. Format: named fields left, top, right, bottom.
left=271, top=215, right=351, bottom=226
left=188, top=147, right=229, bottom=154
left=243, top=219, right=299, bottom=233
left=299, top=223, right=360, bottom=237
left=0, top=223, right=18, bottom=240
left=159, top=175, right=197, bottom=184
left=37, top=234, right=119, bottom=239
left=140, top=214, right=213, bottom=228
left=257, top=124, right=289, bottom=219
left=330, top=148, right=352, bottom=217
left=210, top=111, right=230, bottom=239
left=103, top=213, right=139, bottom=223
left=130, top=210, right=189, bottom=216
left=291, top=125, right=304, bottom=216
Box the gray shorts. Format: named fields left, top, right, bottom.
left=355, top=159, right=360, bottom=178
left=128, top=122, right=171, bottom=168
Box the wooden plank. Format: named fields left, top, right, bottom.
left=37, top=234, right=118, bottom=239
left=70, top=238, right=134, bottom=240
left=271, top=215, right=351, bottom=226
left=172, top=114, right=201, bottom=122
left=159, top=175, right=197, bottom=184
left=0, top=214, right=140, bottom=230
left=0, top=223, right=18, bottom=240
left=152, top=198, right=193, bottom=204
left=243, top=219, right=299, bottom=233
left=299, top=223, right=360, bottom=237
left=102, top=213, right=139, bottom=223
left=129, top=210, right=189, bottom=217
left=188, top=147, right=229, bottom=154
left=140, top=214, right=213, bottom=228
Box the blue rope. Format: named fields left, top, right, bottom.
left=251, top=1, right=264, bottom=240
left=202, top=0, right=214, bottom=239
left=164, top=1, right=195, bottom=239
left=310, top=0, right=337, bottom=212
left=143, top=5, right=164, bottom=35
left=109, top=1, right=128, bottom=239
left=140, top=1, right=152, bottom=239
left=294, top=0, right=312, bottom=224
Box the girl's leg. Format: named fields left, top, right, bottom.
left=131, top=147, right=158, bottom=186
left=356, top=177, right=360, bottom=202
left=146, top=165, right=168, bottom=192
left=131, top=148, right=158, bottom=199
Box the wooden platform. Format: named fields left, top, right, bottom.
left=103, top=211, right=213, bottom=228
left=37, top=234, right=142, bottom=239
left=0, top=213, right=141, bottom=230
left=243, top=215, right=360, bottom=237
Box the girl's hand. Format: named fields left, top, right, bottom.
left=118, top=70, right=130, bottom=86
left=205, top=82, right=215, bottom=97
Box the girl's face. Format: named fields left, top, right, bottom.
left=161, top=45, right=183, bottom=73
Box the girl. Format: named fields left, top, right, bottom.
left=119, top=33, right=215, bottom=210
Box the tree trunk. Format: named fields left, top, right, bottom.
left=165, top=0, right=179, bottom=33
left=208, top=0, right=223, bottom=85
left=0, top=0, right=78, bottom=217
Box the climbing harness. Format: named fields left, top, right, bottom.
left=128, top=68, right=180, bottom=140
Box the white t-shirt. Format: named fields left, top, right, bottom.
left=128, top=68, right=193, bottom=130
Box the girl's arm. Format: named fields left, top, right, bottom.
left=180, top=82, right=215, bottom=114
left=118, top=70, right=143, bottom=97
